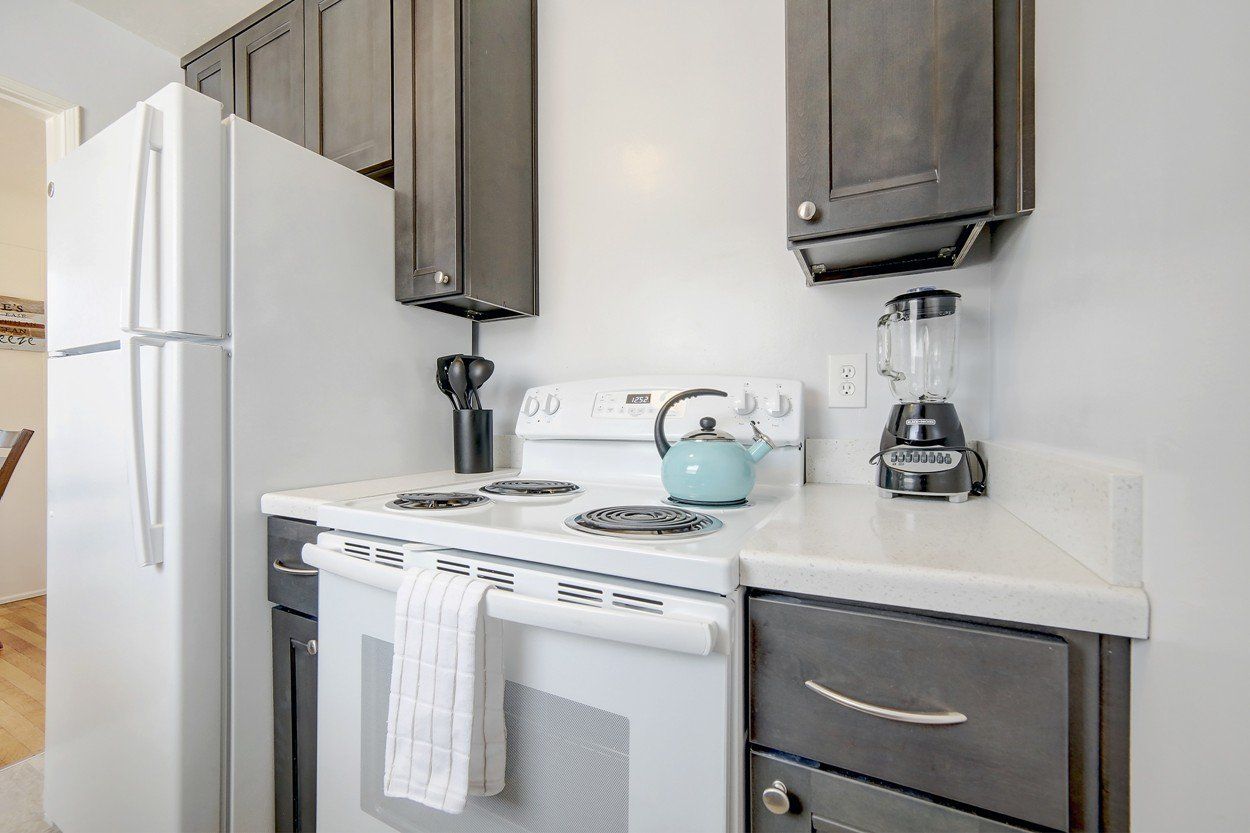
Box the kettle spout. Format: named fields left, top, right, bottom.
left=748, top=422, right=776, bottom=462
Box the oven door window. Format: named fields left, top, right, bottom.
left=360, top=636, right=630, bottom=833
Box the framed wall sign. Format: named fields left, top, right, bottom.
left=0, top=296, right=46, bottom=352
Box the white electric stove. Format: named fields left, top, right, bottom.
left=304, top=376, right=804, bottom=833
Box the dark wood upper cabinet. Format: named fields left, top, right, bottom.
left=304, top=0, right=393, bottom=174
left=182, top=0, right=538, bottom=321
left=786, top=0, right=1034, bottom=285
left=234, top=2, right=306, bottom=146
left=393, top=0, right=537, bottom=320
left=184, top=40, right=235, bottom=115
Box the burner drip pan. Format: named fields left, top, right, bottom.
left=386, top=492, right=491, bottom=511
left=565, top=505, right=723, bottom=540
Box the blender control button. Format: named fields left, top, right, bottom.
left=927, top=452, right=936, bottom=463
left=904, top=452, right=914, bottom=463
left=943, top=454, right=951, bottom=464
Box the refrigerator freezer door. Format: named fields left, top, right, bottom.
left=46, top=83, right=225, bottom=352
left=44, top=339, right=226, bottom=833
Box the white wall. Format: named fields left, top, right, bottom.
left=479, top=0, right=993, bottom=441
left=0, top=99, right=47, bottom=601
left=989, top=3, right=1250, bottom=830
left=0, top=0, right=180, bottom=138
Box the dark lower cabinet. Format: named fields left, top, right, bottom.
left=268, top=516, right=325, bottom=833
left=273, top=606, right=318, bottom=833
left=751, top=751, right=1029, bottom=833
left=749, top=593, right=1130, bottom=832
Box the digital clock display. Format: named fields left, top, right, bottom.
left=625, top=393, right=651, bottom=405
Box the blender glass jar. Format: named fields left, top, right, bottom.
left=876, top=287, right=960, bottom=402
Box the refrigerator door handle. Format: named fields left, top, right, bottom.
left=122, top=102, right=164, bottom=336
left=125, top=336, right=164, bottom=566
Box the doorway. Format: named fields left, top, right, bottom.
left=0, top=78, right=79, bottom=828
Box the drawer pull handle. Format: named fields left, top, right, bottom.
left=273, top=558, right=319, bottom=577
left=804, top=680, right=967, bottom=725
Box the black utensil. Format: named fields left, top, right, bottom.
left=448, top=355, right=471, bottom=410
left=435, top=361, right=458, bottom=409
left=466, top=358, right=495, bottom=409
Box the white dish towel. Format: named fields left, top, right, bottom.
left=383, top=568, right=506, bottom=813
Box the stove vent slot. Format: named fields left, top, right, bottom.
left=435, top=558, right=471, bottom=576
left=558, top=582, right=605, bottom=607
left=474, top=565, right=515, bottom=591
left=343, top=542, right=370, bottom=560
left=611, top=592, right=664, bottom=615
left=374, top=546, right=404, bottom=568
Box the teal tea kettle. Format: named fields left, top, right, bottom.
left=653, top=388, right=776, bottom=505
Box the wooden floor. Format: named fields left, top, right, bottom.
left=0, top=595, right=46, bottom=768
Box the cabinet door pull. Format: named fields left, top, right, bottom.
left=273, top=558, right=319, bottom=576
left=804, top=680, right=967, bottom=725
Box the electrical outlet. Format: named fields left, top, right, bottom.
left=828, top=353, right=867, bottom=408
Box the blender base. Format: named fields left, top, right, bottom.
left=876, top=402, right=974, bottom=500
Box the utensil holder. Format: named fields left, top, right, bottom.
left=453, top=409, right=493, bottom=474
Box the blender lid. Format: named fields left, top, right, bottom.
left=885, top=286, right=961, bottom=318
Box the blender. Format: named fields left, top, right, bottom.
left=872, top=287, right=986, bottom=502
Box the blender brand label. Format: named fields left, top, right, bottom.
left=905, top=418, right=937, bottom=426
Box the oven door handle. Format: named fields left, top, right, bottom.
left=302, top=544, right=719, bottom=656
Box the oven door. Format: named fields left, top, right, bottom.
left=307, top=542, right=741, bottom=833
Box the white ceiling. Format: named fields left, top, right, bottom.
left=68, top=0, right=273, bottom=56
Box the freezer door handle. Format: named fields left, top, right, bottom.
left=302, top=544, right=719, bottom=656
left=125, top=336, right=164, bottom=566
left=122, top=102, right=165, bottom=336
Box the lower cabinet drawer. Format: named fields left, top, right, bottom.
left=750, top=751, right=1030, bottom=833
left=268, top=516, right=326, bottom=617
left=750, top=596, right=1070, bottom=830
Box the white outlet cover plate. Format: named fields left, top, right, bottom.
left=828, top=353, right=867, bottom=408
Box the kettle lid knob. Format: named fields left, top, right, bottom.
left=699, top=417, right=716, bottom=430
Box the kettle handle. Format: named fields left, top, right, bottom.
left=654, top=388, right=728, bottom=458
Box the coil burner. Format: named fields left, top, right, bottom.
left=564, top=505, right=723, bottom=540
left=385, top=492, right=492, bottom=511
left=480, top=479, right=583, bottom=497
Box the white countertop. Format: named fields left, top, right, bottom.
left=259, top=469, right=519, bottom=522
left=739, top=484, right=1149, bottom=638
left=261, top=473, right=1149, bottom=638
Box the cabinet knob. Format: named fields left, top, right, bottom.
left=433, top=271, right=450, bottom=285
left=306, top=640, right=318, bottom=656
left=796, top=201, right=817, bottom=221
left=761, top=780, right=791, bottom=815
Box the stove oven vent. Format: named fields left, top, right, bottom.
left=342, top=540, right=405, bottom=568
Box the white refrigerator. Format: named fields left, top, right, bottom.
left=43, top=83, right=468, bottom=833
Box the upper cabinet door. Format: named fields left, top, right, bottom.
left=304, top=0, right=393, bottom=173
left=185, top=41, right=235, bottom=115
left=787, top=0, right=995, bottom=241
left=234, top=2, right=305, bottom=145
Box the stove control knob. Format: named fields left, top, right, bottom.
left=523, top=395, right=540, bottom=417
left=733, top=390, right=757, bottom=415
left=764, top=394, right=791, bottom=418
left=542, top=394, right=561, bottom=415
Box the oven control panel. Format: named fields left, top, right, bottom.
left=591, top=390, right=687, bottom=420
left=516, top=376, right=804, bottom=446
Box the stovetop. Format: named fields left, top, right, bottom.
left=315, top=375, right=805, bottom=594
left=316, top=474, right=796, bottom=594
